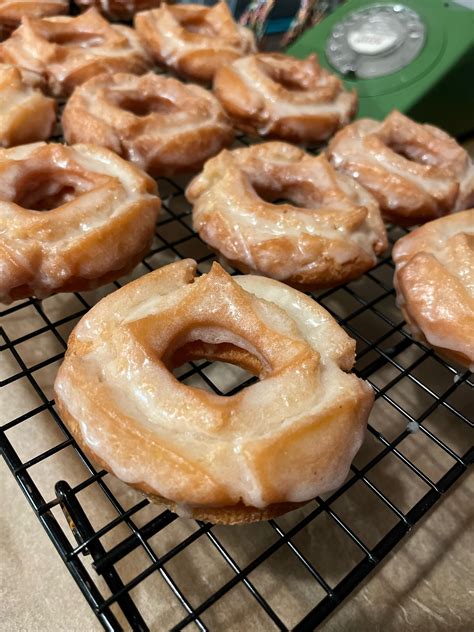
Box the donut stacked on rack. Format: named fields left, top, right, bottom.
left=1, top=1, right=473, bottom=523
left=0, top=0, right=68, bottom=39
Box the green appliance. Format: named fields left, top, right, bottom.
left=287, top=0, right=474, bottom=135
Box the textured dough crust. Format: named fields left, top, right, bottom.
left=392, top=209, right=474, bottom=370
left=328, top=110, right=474, bottom=226
left=0, top=0, right=67, bottom=31
left=213, top=53, right=357, bottom=143
left=135, top=1, right=256, bottom=83
left=0, top=8, right=151, bottom=96
left=0, top=63, right=55, bottom=147
left=186, top=142, right=387, bottom=289
left=54, top=260, right=374, bottom=523
left=0, top=142, right=161, bottom=303
left=76, top=0, right=163, bottom=21
left=62, top=72, right=234, bottom=177
left=58, top=402, right=305, bottom=524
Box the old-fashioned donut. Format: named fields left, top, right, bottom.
left=186, top=142, right=387, bottom=288
left=328, top=110, right=474, bottom=226
left=392, top=209, right=474, bottom=370
left=135, top=1, right=256, bottom=83
left=62, top=72, right=234, bottom=176
left=213, top=52, right=357, bottom=143
left=0, top=63, right=55, bottom=147
left=54, top=259, right=374, bottom=524
left=0, top=142, right=160, bottom=303
left=0, top=8, right=151, bottom=96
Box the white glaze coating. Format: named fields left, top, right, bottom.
left=0, top=9, right=151, bottom=96
left=54, top=260, right=374, bottom=510
left=187, top=142, right=387, bottom=287
left=0, top=142, right=160, bottom=302
left=392, top=209, right=474, bottom=370
left=0, top=64, right=55, bottom=147
left=328, top=111, right=474, bottom=225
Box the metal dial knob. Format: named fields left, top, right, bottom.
left=326, top=4, right=426, bottom=78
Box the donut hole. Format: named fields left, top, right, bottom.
left=12, top=171, right=98, bottom=211
left=258, top=60, right=309, bottom=92
left=46, top=30, right=105, bottom=48
left=165, top=338, right=263, bottom=394
left=179, top=15, right=216, bottom=37
left=114, top=93, right=176, bottom=117
left=251, top=182, right=311, bottom=209
left=385, top=140, right=429, bottom=164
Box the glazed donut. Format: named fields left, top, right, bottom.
left=327, top=110, right=474, bottom=226
left=213, top=53, right=357, bottom=143
left=0, top=8, right=151, bottom=96
left=186, top=142, right=387, bottom=289
left=0, top=142, right=161, bottom=303
left=392, top=209, right=474, bottom=370
left=0, top=63, right=55, bottom=147
left=62, top=72, right=234, bottom=177
left=76, top=0, right=164, bottom=21
left=54, top=259, right=373, bottom=524
left=134, top=1, right=256, bottom=83
left=0, top=0, right=67, bottom=33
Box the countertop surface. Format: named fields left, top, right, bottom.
left=1, top=457, right=473, bottom=631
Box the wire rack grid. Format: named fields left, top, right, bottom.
left=0, top=31, right=473, bottom=629
left=1, top=132, right=473, bottom=629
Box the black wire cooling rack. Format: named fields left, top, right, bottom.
left=1, top=132, right=473, bottom=629
left=0, top=11, right=473, bottom=626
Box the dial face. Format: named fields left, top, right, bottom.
left=326, top=4, right=426, bottom=78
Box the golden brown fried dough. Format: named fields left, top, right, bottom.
left=187, top=142, right=387, bottom=288
left=328, top=110, right=474, bottom=226
left=0, top=142, right=160, bottom=302
left=54, top=260, right=373, bottom=524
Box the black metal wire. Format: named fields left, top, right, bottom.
left=1, top=61, right=473, bottom=632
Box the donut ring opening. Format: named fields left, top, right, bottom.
left=256, top=54, right=338, bottom=95
left=112, top=93, right=176, bottom=117
left=174, top=10, right=222, bottom=36
left=165, top=338, right=264, bottom=382
left=44, top=29, right=105, bottom=47
left=9, top=167, right=106, bottom=211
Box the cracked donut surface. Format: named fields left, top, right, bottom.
left=328, top=110, right=474, bottom=226
left=0, top=0, right=67, bottom=33
left=0, top=63, right=55, bottom=147
left=186, top=142, right=387, bottom=289
left=0, top=8, right=151, bottom=96
left=213, top=52, right=357, bottom=143
left=62, top=72, right=234, bottom=177
left=135, top=1, right=256, bottom=83
left=0, top=142, right=161, bottom=303
left=54, top=259, right=373, bottom=524
left=393, top=209, right=474, bottom=370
